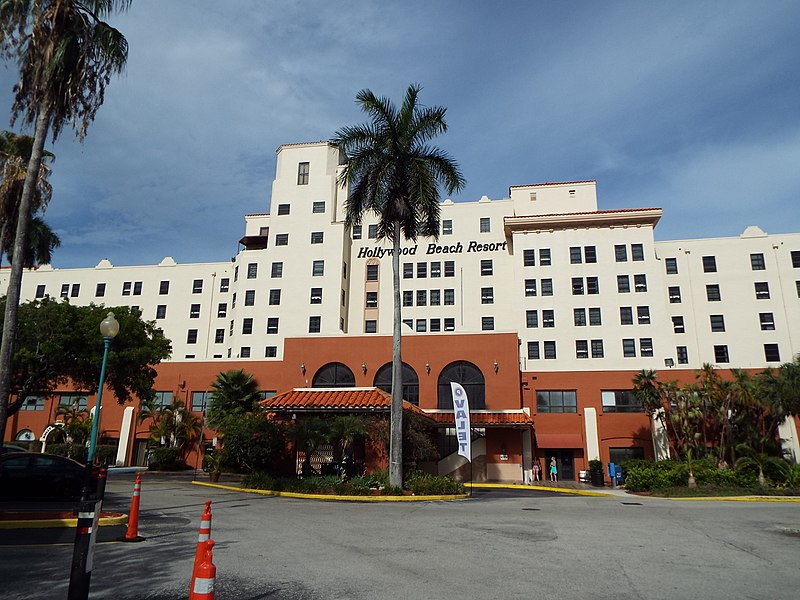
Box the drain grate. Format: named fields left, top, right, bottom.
left=521, top=507, right=540, bottom=511
left=621, top=502, right=642, bottom=505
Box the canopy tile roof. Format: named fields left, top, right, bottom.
left=261, top=387, right=426, bottom=416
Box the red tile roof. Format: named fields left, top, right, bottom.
left=261, top=387, right=426, bottom=416
left=426, top=411, right=534, bottom=426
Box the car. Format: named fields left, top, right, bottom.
left=0, top=444, right=28, bottom=455
left=0, top=452, right=88, bottom=500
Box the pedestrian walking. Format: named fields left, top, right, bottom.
left=549, top=457, right=558, bottom=482
left=532, top=459, right=541, bottom=481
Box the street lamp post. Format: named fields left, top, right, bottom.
left=68, top=311, right=119, bottom=600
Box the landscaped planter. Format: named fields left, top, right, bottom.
left=590, top=472, right=605, bottom=487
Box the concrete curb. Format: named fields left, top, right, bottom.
left=666, top=495, right=800, bottom=503
left=190, top=480, right=468, bottom=502
left=0, top=513, right=128, bottom=529
left=465, top=482, right=616, bottom=497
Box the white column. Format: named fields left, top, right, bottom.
left=116, top=406, right=135, bottom=467
left=522, top=428, right=533, bottom=484
left=778, top=418, right=800, bottom=464
left=584, top=407, right=600, bottom=461
left=652, top=409, right=670, bottom=460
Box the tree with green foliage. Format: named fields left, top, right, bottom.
left=221, top=411, right=289, bottom=474
left=139, top=397, right=200, bottom=461
left=292, top=417, right=328, bottom=476
left=0, top=0, right=131, bottom=445
left=332, top=84, right=464, bottom=487
left=0, top=296, right=171, bottom=419
left=206, top=369, right=262, bottom=430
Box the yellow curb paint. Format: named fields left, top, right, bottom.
left=0, top=514, right=128, bottom=529
left=465, top=482, right=615, bottom=497
left=667, top=496, right=800, bottom=502
left=190, top=480, right=467, bottom=502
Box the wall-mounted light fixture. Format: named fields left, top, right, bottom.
left=664, top=358, right=675, bottom=368
left=300, top=362, right=306, bottom=375
left=493, top=360, right=499, bottom=374
left=362, top=362, right=367, bottom=375
left=425, top=361, right=431, bottom=375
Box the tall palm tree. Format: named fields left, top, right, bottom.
left=332, top=84, right=464, bottom=487
left=0, top=0, right=131, bottom=440
left=207, top=369, right=262, bottom=429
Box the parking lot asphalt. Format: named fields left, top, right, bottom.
left=1, top=471, right=799, bottom=599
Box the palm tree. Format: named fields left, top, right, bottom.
left=735, top=443, right=789, bottom=487
left=0, top=0, right=131, bottom=446
left=207, top=369, right=262, bottom=429
left=331, top=84, right=464, bottom=487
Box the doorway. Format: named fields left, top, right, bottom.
left=540, top=450, right=575, bottom=481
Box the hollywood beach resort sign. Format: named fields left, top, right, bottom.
left=356, top=239, right=508, bottom=259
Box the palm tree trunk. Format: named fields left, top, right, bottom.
left=389, top=221, right=404, bottom=488
left=0, top=107, right=50, bottom=440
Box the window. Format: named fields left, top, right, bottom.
left=234, top=266, right=239, bottom=282
left=665, top=258, right=678, bottom=274
left=191, top=391, right=208, bottom=411
left=312, top=260, right=324, bottom=276
left=584, top=246, right=597, bottom=263
left=574, top=308, right=586, bottom=326
left=275, top=233, right=289, bottom=246
left=539, top=249, right=551, bottom=266
left=245, top=290, right=256, bottom=306
left=702, top=256, right=717, bottom=273
left=403, top=291, right=413, bottom=307
left=430, top=319, right=441, bottom=332
left=570, top=246, right=582, bottom=264
left=631, top=244, right=644, bottom=261
left=634, top=274, right=647, bottom=292
left=266, top=318, right=279, bottom=334
left=240, top=347, right=251, bottom=358
left=312, top=201, right=325, bottom=213
left=750, top=253, right=765, bottom=270
left=242, top=318, right=253, bottom=334
left=271, top=262, right=283, bottom=278
left=541, top=279, right=553, bottom=296
left=480, top=260, right=493, bottom=276
left=640, top=338, right=654, bottom=357
left=444, top=318, right=455, bottom=331
left=403, top=262, right=413, bottom=279
left=764, top=344, right=780, bottom=362
left=587, top=277, right=599, bottom=295
left=543, top=341, right=557, bottom=359
left=759, top=313, right=775, bottom=331
left=442, top=219, right=452, bottom=235
left=95, top=283, right=106, bottom=297
left=60, top=394, right=88, bottom=409
left=672, top=316, right=685, bottom=333
left=677, top=346, right=688, bottom=364
left=352, top=225, right=362, bottom=239
left=537, top=390, right=576, bottom=413
left=159, top=280, right=170, bottom=295
left=444, top=289, right=455, bottom=305
left=617, top=275, right=630, bottom=293
left=601, top=390, right=642, bottom=413
left=576, top=340, right=589, bottom=359
left=637, top=306, right=650, bottom=325
left=121, top=282, right=131, bottom=296
left=366, top=264, right=378, bottom=281
left=19, top=396, right=45, bottom=411
left=542, top=310, right=555, bottom=328
left=481, top=317, right=494, bottom=331
left=527, top=341, right=540, bottom=360
left=622, top=338, right=636, bottom=357
left=620, top=307, right=633, bottom=325
left=247, top=263, right=258, bottom=279
left=710, top=315, right=725, bottom=332
left=67, top=283, right=79, bottom=298
left=229, top=320, right=234, bottom=335
left=277, top=203, right=290, bottom=215
left=481, top=287, right=494, bottom=304
left=431, top=262, right=441, bottom=277
left=417, top=262, right=427, bottom=278
left=527, top=310, right=539, bottom=328
left=479, top=217, right=490, bottom=233
left=310, top=288, right=322, bottom=304
left=365, top=320, right=377, bottom=333
left=214, top=329, right=224, bottom=343
left=297, top=161, right=309, bottom=185
left=187, top=329, right=198, bottom=344
left=268, top=289, right=281, bottom=305
left=35, top=284, right=45, bottom=298
left=368, top=224, right=378, bottom=239
left=591, top=339, right=604, bottom=358
left=524, top=279, right=537, bottom=297
left=572, top=277, right=584, bottom=295
left=416, top=290, right=427, bottom=306
left=754, top=282, right=770, bottom=299
left=523, top=249, right=536, bottom=267
left=219, top=278, right=229, bottom=293
left=416, top=319, right=427, bottom=332
left=189, top=304, right=201, bottom=319
left=797, top=280, right=800, bottom=298
left=583, top=307, right=599, bottom=326
left=309, top=316, right=321, bottom=333
left=615, top=245, right=627, bottom=262
left=714, top=345, right=729, bottom=363
left=430, top=289, right=441, bottom=305
left=265, top=346, right=277, bottom=358
left=792, top=251, right=800, bottom=268
left=311, top=232, right=324, bottom=244
left=156, top=305, right=167, bottom=319
left=444, top=261, right=455, bottom=277
left=669, top=286, right=682, bottom=303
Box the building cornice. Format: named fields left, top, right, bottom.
left=504, top=207, right=662, bottom=234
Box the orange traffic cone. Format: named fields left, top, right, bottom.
left=193, top=500, right=212, bottom=564
left=189, top=539, right=216, bottom=600
left=120, top=472, right=145, bottom=542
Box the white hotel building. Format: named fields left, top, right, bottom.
left=3, top=141, right=800, bottom=479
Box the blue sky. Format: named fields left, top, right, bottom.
left=1, top=0, right=798, bottom=268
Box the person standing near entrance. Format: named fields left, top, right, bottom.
left=532, top=459, right=541, bottom=482
left=549, top=457, right=558, bottom=482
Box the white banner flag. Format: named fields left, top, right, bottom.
left=450, top=382, right=471, bottom=462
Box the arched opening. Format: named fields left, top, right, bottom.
left=437, top=361, right=485, bottom=409
left=373, top=363, right=420, bottom=406
left=312, top=362, right=356, bottom=388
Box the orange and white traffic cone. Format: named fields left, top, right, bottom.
left=189, top=539, right=216, bottom=600
left=193, top=500, right=212, bottom=565
left=120, top=472, right=145, bottom=542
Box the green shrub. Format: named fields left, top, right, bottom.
left=47, top=443, right=87, bottom=462
left=695, top=466, right=756, bottom=488
left=241, top=471, right=276, bottom=490
left=148, top=447, right=185, bottom=470
left=95, top=445, right=117, bottom=465
left=405, top=471, right=464, bottom=495
left=624, top=460, right=686, bottom=492
left=381, top=485, right=404, bottom=496
left=588, top=459, right=603, bottom=474
left=220, top=413, right=289, bottom=474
